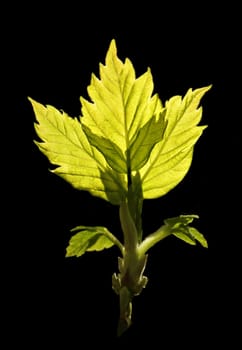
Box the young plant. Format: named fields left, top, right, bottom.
left=30, top=39, right=211, bottom=336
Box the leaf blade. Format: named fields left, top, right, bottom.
left=82, top=124, right=127, bottom=173
left=188, top=227, right=208, bottom=248
left=140, top=85, right=212, bottom=198
left=66, top=226, right=118, bottom=257
left=30, top=97, right=126, bottom=204
left=81, top=39, right=164, bottom=174
left=129, top=110, right=167, bottom=171
left=139, top=214, right=207, bottom=255
left=165, top=215, right=208, bottom=248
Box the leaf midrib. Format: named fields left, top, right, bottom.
left=140, top=102, right=194, bottom=183
left=45, top=110, right=126, bottom=196
left=111, top=54, right=130, bottom=174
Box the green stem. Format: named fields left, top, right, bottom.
left=105, top=229, right=125, bottom=256
left=119, top=200, right=139, bottom=253
left=117, top=286, right=132, bottom=337
left=138, top=224, right=171, bottom=256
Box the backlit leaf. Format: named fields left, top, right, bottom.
left=188, top=227, right=208, bottom=248
left=82, top=124, right=126, bottom=173
left=30, top=98, right=126, bottom=204
left=81, top=39, right=164, bottom=174
left=31, top=40, right=211, bottom=203
left=140, top=85, right=211, bottom=198
left=66, top=226, right=117, bottom=257
left=165, top=215, right=208, bottom=247
left=129, top=111, right=167, bottom=171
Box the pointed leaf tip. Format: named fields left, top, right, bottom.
left=110, top=38, right=117, bottom=49
left=31, top=38, right=211, bottom=208
left=81, top=38, right=163, bottom=178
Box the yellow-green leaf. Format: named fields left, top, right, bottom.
left=30, top=98, right=126, bottom=204
left=129, top=111, right=167, bottom=171
left=80, top=39, right=164, bottom=174
left=82, top=124, right=127, bottom=173
left=188, top=227, right=208, bottom=248
left=66, top=226, right=119, bottom=257
left=30, top=39, right=211, bottom=205
left=165, top=215, right=208, bottom=248
left=140, top=85, right=212, bottom=198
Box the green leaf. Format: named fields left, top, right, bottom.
left=165, top=215, right=208, bottom=248
left=80, top=39, right=164, bottom=174
left=82, top=124, right=126, bottom=173
left=188, top=227, right=208, bottom=248
left=140, top=85, right=212, bottom=199
left=83, top=111, right=166, bottom=174
left=164, top=214, right=199, bottom=227
left=172, top=229, right=197, bottom=245
left=31, top=39, right=211, bottom=204
left=139, top=214, right=208, bottom=255
left=129, top=111, right=167, bottom=171
left=66, top=226, right=123, bottom=257
left=30, top=98, right=126, bottom=204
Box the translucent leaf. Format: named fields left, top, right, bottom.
left=81, top=39, right=164, bottom=174
left=140, top=85, right=212, bottom=199
left=164, top=214, right=199, bottom=227
left=129, top=111, right=167, bottom=171
left=66, top=226, right=118, bottom=257
left=172, top=230, right=196, bottom=245
left=31, top=39, right=211, bottom=204
left=30, top=98, right=126, bottom=204
left=188, top=227, right=208, bottom=248
left=82, top=124, right=126, bottom=173
left=165, top=215, right=208, bottom=248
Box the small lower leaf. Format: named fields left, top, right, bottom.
left=164, top=214, right=199, bottom=227
left=188, top=227, right=208, bottom=248
left=66, top=226, right=119, bottom=257
left=165, top=215, right=208, bottom=248
left=172, top=230, right=196, bottom=245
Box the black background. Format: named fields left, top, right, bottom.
left=5, top=3, right=240, bottom=348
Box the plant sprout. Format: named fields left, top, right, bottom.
left=30, top=39, right=211, bottom=336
